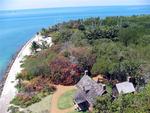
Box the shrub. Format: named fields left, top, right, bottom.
left=11, top=93, right=41, bottom=108
left=20, top=49, right=56, bottom=80
left=63, top=51, right=70, bottom=58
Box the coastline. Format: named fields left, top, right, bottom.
left=0, top=44, right=26, bottom=96
left=0, top=35, right=35, bottom=96
left=0, top=35, right=40, bottom=113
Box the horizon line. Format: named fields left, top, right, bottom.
left=0, top=4, right=150, bottom=11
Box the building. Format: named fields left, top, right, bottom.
left=73, top=75, right=106, bottom=111
left=112, top=81, right=136, bottom=97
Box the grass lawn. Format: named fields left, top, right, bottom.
left=26, top=95, right=52, bottom=113
left=67, top=110, right=89, bottom=113
left=58, top=89, right=76, bottom=110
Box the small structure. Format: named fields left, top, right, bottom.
left=73, top=74, right=106, bottom=111
left=112, top=81, right=135, bottom=97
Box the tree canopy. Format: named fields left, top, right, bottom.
left=13, top=15, right=150, bottom=112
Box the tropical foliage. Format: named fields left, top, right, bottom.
left=13, top=15, right=150, bottom=110
left=93, top=83, right=150, bottom=113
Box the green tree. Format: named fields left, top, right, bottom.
left=93, top=95, right=111, bottom=113
left=118, top=27, right=139, bottom=46
left=30, top=41, right=40, bottom=53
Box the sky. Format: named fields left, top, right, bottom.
left=0, top=0, right=150, bottom=10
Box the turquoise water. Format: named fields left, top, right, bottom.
left=0, top=5, right=150, bottom=80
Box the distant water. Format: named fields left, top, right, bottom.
left=0, top=5, right=150, bottom=80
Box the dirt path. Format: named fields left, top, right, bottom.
left=50, top=75, right=104, bottom=113
left=50, top=85, right=76, bottom=113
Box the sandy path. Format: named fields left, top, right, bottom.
left=50, top=76, right=104, bottom=113
left=50, top=85, right=76, bottom=113
left=0, top=35, right=52, bottom=113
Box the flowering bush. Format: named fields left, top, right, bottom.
left=50, top=56, right=82, bottom=85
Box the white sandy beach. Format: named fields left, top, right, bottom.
left=0, top=35, right=52, bottom=113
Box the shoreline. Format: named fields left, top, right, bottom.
left=0, top=35, right=38, bottom=113
left=0, top=34, right=53, bottom=113
left=0, top=44, right=25, bottom=96
left=0, top=36, right=35, bottom=96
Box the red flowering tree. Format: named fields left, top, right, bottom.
left=50, top=56, right=82, bottom=85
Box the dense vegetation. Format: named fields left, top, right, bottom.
left=12, top=15, right=150, bottom=112
left=93, top=82, right=150, bottom=113
left=41, top=15, right=150, bottom=83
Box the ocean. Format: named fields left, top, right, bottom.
left=0, top=5, right=150, bottom=80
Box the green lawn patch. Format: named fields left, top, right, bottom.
left=57, top=89, right=76, bottom=110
